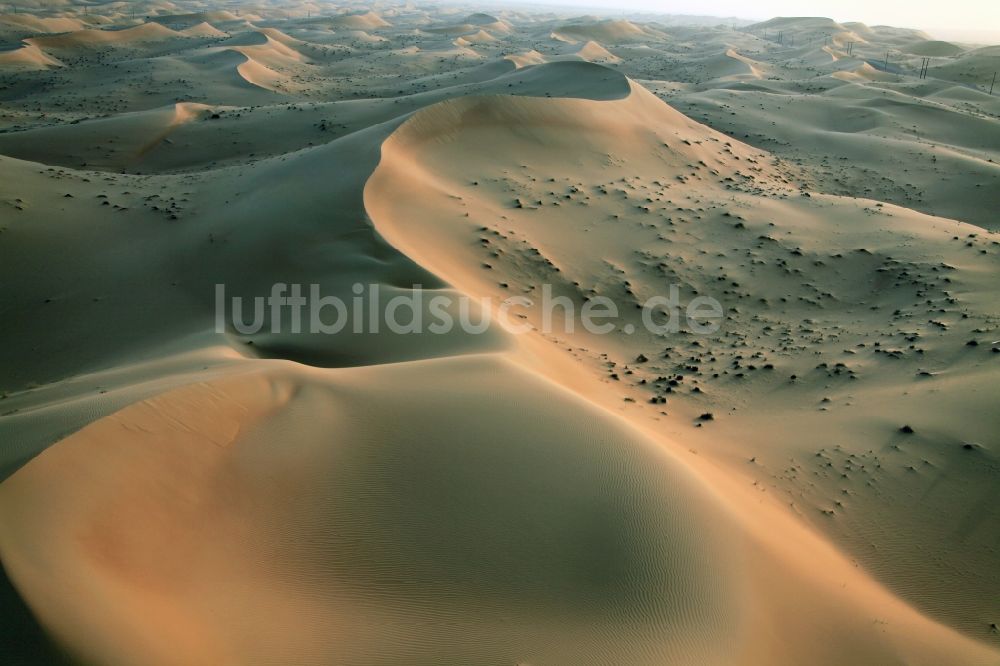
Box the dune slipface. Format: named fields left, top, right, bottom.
left=0, top=3, right=999, bottom=665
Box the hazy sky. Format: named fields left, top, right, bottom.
left=550, top=0, right=1000, bottom=42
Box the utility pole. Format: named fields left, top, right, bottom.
left=991, top=72, right=997, bottom=95
left=884, top=50, right=890, bottom=71
left=919, top=57, right=930, bottom=79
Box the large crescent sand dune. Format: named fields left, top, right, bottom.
left=1, top=5, right=999, bottom=664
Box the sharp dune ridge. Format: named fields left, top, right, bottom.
left=0, top=41, right=63, bottom=70
left=0, top=2, right=999, bottom=664
left=25, top=22, right=188, bottom=49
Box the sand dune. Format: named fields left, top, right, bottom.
left=1, top=67, right=997, bottom=663
left=145, top=47, right=288, bottom=104
left=365, top=68, right=997, bottom=663
left=231, top=34, right=307, bottom=65
left=0, top=42, right=62, bottom=70
left=819, top=44, right=842, bottom=61
left=454, top=29, right=496, bottom=46
left=0, top=14, right=88, bottom=35
left=181, top=21, right=227, bottom=38
left=1, top=4, right=999, bottom=664
left=149, top=10, right=243, bottom=28
left=26, top=22, right=184, bottom=49
left=330, top=10, right=389, bottom=30
left=0, top=60, right=629, bottom=172
left=930, top=49, right=1000, bottom=87
left=707, top=48, right=765, bottom=79
left=206, top=29, right=314, bottom=92
left=574, top=40, right=621, bottom=63
left=904, top=39, right=965, bottom=56
left=842, top=20, right=876, bottom=37
left=253, top=26, right=309, bottom=48
left=463, top=12, right=513, bottom=33
left=505, top=48, right=547, bottom=68
left=234, top=55, right=292, bottom=91
left=0, top=357, right=748, bottom=666
left=831, top=61, right=897, bottom=82
left=343, top=29, right=386, bottom=44
left=749, top=16, right=869, bottom=47
left=673, top=83, right=1000, bottom=228
left=424, top=22, right=484, bottom=36
left=366, top=66, right=1000, bottom=652
left=553, top=19, right=657, bottom=44
left=0, top=101, right=209, bottom=168
left=869, top=24, right=935, bottom=43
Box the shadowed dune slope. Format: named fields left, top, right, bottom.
left=1, top=23, right=999, bottom=664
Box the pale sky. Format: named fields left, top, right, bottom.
left=542, top=0, right=1000, bottom=43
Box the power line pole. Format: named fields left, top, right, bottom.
left=991, top=72, right=997, bottom=95
left=884, top=51, right=890, bottom=71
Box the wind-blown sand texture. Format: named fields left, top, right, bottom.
left=1, top=3, right=998, bottom=665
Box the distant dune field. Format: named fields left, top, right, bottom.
left=0, top=3, right=998, bottom=665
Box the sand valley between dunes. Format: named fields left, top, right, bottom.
left=0, top=3, right=999, bottom=665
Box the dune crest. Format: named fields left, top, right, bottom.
left=0, top=14, right=88, bottom=34
left=181, top=21, right=227, bottom=38
left=505, top=48, right=547, bottom=68
left=1, top=4, right=998, bottom=664
left=26, top=22, right=184, bottom=49
left=0, top=41, right=62, bottom=69
left=554, top=19, right=653, bottom=43
left=575, top=40, right=621, bottom=63
left=331, top=10, right=389, bottom=29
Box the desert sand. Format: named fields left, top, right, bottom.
left=0, top=2, right=998, bottom=665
